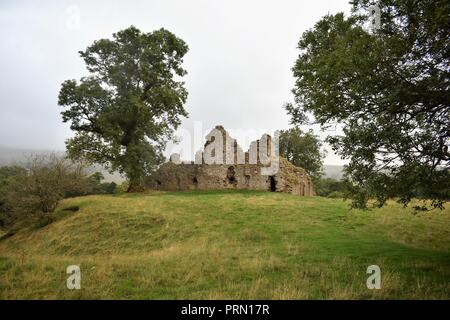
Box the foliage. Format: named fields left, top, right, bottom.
left=0, top=191, right=449, bottom=299
left=0, top=166, right=27, bottom=228
left=327, top=191, right=344, bottom=199
left=0, top=159, right=120, bottom=230
left=0, top=166, right=27, bottom=182
left=0, top=155, right=88, bottom=230
left=286, top=0, right=450, bottom=209
left=59, top=26, right=189, bottom=192
left=314, top=177, right=346, bottom=197
left=66, top=172, right=117, bottom=197
left=278, top=127, right=325, bottom=179
left=116, top=181, right=130, bottom=194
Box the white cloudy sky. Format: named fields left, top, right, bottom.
left=0, top=0, right=351, bottom=164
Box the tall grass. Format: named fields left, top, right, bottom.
left=0, top=191, right=449, bottom=299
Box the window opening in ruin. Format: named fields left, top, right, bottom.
left=227, top=166, right=237, bottom=185
left=245, top=175, right=250, bottom=186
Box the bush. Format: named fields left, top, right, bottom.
left=1, top=154, right=89, bottom=230
left=0, top=166, right=28, bottom=228
left=0, top=156, right=121, bottom=232
left=101, top=182, right=117, bottom=194
left=116, top=181, right=130, bottom=193
left=314, top=178, right=346, bottom=197
left=65, top=172, right=117, bottom=197
left=87, top=173, right=117, bottom=194
left=327, top=191, right=344, bottom=198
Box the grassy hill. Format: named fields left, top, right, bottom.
left=0, top=191, right=449, bottom=299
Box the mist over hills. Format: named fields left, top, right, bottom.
left=322, top=165, right=344, bottom=180
left=0, top=146, right=344, bottom=181
left=0, top=146, right=124, bottom=183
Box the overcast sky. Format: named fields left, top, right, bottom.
left=0, top=0, right=351, bottom=164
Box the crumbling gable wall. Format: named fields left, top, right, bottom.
left=147, top=126, right=315, bottom=196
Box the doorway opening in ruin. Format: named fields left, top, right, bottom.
left=227, top=166, right=237, bottom=185
left=269, top=176, right=276, bottom=192
left=192, top=176, right=199, bottom=189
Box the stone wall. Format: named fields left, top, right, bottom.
left=147, top=157, right=314, bottom=196
left=146, top=125, right=314, bottom=196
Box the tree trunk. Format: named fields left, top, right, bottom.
left=127, top=178, right=145, bottom=193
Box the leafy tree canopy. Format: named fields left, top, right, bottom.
left=279, top=127, right=325, bottom=180
left=59, top=26, right=189, bottom=192
left=286, top=0, right=449, bottom=209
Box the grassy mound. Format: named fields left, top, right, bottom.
left=0, top=191, right=449, bottom=299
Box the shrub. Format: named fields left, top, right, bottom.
left=0, top=166, right=28, bottom=228
left=314, top=178, right=346, bottom=197
left=327, top=191, right=344, bottom=198
left=116, top=181, right=130, bottom=193
left=101, top=182, right=117, bottom=194
left=1, top=154, right=89, bottom=230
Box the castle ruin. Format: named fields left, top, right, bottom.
left=147, top=126, right=315, bottom=196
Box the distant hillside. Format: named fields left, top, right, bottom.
left=0, top=146, right=344, bottom=182
left=0, top=146, right=124, bottom=183
left=0, top=146, right=57, bottom=165
left=322, top=165, right=345, bottom=180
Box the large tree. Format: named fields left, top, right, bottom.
left=59, top=26, right=189, bottom=192
left=279, top=127, right=324, bottom=180
left=286, top=0, right=449, bottom=209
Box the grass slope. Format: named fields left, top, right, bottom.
left=0, top=191, right=449, bottom=299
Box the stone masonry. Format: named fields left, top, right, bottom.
left=146, top=126, right=315, bottom=196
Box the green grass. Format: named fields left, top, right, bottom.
left=0, top=190, right=449, bottom=299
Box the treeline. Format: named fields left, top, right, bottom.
left=0, top=154, right=121, bottom=235
left=313, top=178, right=346, bottom=198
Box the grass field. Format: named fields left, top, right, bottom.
left=0, top=190, right=449, bottom=299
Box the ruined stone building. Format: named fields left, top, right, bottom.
left=147, top=126, right=315, bottom=196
